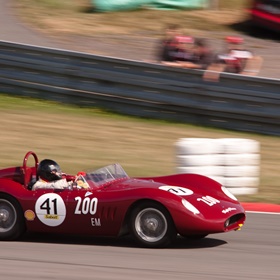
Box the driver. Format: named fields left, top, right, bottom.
left=32, top=159, right=74, bottom=190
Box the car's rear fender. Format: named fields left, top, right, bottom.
left=0, top=178, right=27, bottom=193
left=0, top=167, right=24, bottom=184
left=0, top=179, right=31, bottom=210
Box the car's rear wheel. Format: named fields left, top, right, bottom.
left=0, top=195, right=25, bottom=240
left=130, top=202, right=176, bottom=248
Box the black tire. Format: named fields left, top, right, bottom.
left=0, top=195, right=26, bottom=240
left=129, top=202, right=176, bottom=248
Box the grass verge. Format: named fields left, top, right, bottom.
left=13, top=0, right=251, bottom=37
left=0, top=94, right=279, bottom=204
left=2, top=1, right=279, bottom=204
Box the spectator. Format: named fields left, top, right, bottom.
left=179, top=38, right=215, bottom=70
left=157, top=24, right=181, bottom=63
left=217, top=36, right=253, bottom=74
left=204, top=36, right=263, bottom=81
left=170, top=36, right=195, bottom=62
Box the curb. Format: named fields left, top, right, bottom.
left=241, top=202, right=280, bottom=213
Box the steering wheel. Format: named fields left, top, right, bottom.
left=22, top=151, right=39, bottom=188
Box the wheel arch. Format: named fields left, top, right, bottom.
left=119, top=198, right=176, bottom=237
left=0, top=191, right=23, bottom=208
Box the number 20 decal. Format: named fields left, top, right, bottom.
left=74, top=197, right=98, bottom=215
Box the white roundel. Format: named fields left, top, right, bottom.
left=35, top=193, right=66, bottom=227
left=159, top=186, right=193, bottom=196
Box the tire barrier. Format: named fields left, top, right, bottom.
left=175, top=138, right=260, bottom=195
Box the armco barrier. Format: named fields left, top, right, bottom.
left=0, top=40, right=279, bottom=135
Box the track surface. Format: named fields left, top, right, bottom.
left=0, top=1, right=60, bottom=48
left=0, top=213, right=279, bottom=280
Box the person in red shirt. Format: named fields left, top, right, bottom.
left=157, top=24, right=182, bottom=62
left=179, top=38, right=215, bottom=70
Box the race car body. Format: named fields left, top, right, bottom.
left=0, top=151, right=246, bottom=247
left=249, top=0, right=280, bottom=32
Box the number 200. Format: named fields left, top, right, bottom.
left=74, top=197, right=98, bottom=215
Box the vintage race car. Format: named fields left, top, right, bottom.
left=248, top=0, right=280, bottom=32
left=0, top=151, right=246, bottom=247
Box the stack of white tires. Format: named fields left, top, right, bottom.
left=175, top=138, right=260, bottom=195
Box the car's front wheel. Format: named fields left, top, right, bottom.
left=130, top=202, right=176, bottom=248
left=0, top=195, right=25, bottom=240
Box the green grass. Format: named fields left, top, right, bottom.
left=13, top=0, right=252, bottom=37
left=0, top=94, right=279, bottom=204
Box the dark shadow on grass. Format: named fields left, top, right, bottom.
left=228, top=19, right=280, bottom=42
left=80, top=6, right=96, bottom=13
left=20, top=232, right=227, bottom=249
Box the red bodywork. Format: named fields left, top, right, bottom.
left=0, top=152, right=246, bottom=240
left=249, top=0, right=280, bottom=32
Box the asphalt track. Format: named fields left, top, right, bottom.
left=0, top=212, right=279, bottom=280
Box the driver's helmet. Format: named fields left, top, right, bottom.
left=37, top=159, right=62, bottom=182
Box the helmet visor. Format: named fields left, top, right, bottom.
left=49, top=165, right=62, bottom=180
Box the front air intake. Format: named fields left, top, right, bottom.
left=224, top=213, right=246, bottom=231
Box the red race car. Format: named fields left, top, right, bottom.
left=0, top=151, right=246, bottom=247
left=249, top=0, right=280, bottom=32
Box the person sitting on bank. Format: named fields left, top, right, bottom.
left=178, top=38, right=215, bottom=70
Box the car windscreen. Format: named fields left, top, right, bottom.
left=85, top=163, right=129, bottom=187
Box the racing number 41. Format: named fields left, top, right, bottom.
left=40, top=198, right=58, bottom=215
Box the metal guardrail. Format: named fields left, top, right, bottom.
left=0, top=40, right=279, bottom=136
